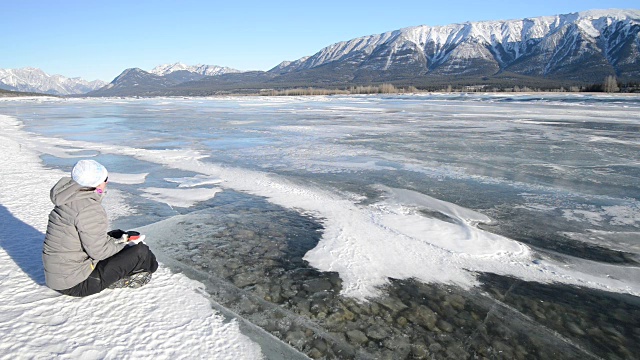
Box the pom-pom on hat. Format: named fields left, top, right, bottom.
left=71, top=160, right=108, bottom=187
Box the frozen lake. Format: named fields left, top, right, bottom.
left=1, top=94, right=639, bottom=359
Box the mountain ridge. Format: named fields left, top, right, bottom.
left=0, top=68, right=106, bottom=95
left=149, top=62, right=240, bottom=77
left=0, top=62, right=240, bottom=96
left=88, top=8, right=639, bottom=96
left=88, top=65, right=243, bottom=96
left=271, top=8, right=640, bottom=81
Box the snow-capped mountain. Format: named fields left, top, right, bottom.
left=149, top=63, right=240, bottom=77
left=89, top=63, right=243, bottom=96
left=88, top=9, right=640, bottom=96
left=89, top=68, right=179, bottom=96
left=272, top=9, right=640, bottom=82
left=269, top=57, right=310, bottom=73
left=0, top=68, right=106, bottom=95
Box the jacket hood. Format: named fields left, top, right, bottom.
left=50, top=177, right=101, bottom=206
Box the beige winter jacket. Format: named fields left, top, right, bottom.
left=43, top=177, right=126, bottom=290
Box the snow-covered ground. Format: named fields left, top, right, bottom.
left=0, top=113, right=263, bottom=359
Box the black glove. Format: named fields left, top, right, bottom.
left=107, top=229, right=126, bottom=239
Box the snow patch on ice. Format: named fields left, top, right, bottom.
left=603, top=205, right=640, bottom=227
left=562, top=204, right=640, bottom=227
left=140, top=187, right=222, bottom=208
left=563, top=209, right=606, bottom=226
left=165, top=174, right=223, bottom=188
left=108, top=172, right=148, bottom=185
left=375, top=186, right=527, bottom=257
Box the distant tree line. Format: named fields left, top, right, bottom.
left=261, top=84, right=419, bottom=96
left=570, top=76, right=640, bottom=93
left=257, top=76, right=640, bottom=96
left=435, top=75, right=640, bottom=93
left=0, top=88, right=51, bottom=97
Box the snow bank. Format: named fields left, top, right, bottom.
left=0, top=115, right=263, bottom=359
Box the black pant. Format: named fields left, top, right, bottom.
left=59, top=243, right=158, bottom=297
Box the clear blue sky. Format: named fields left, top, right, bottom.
left=2, top=0, right=637, bottom=81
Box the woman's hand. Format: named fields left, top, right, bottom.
left=107, top=229, right=125, bottom=239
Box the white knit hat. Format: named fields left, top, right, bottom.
left=71, top=160, right=108, bottom=187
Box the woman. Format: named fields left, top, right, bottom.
left=43, top=159, right=158, bottom=297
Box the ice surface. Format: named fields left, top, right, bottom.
left=2, top=94, right=639, bottom=301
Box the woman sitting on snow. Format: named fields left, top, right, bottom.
left=42, top=159, right=158, bottom=297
